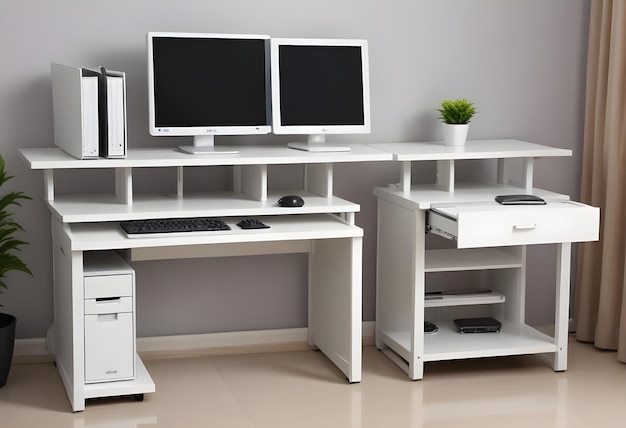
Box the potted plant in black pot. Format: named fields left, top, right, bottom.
left=436, top=98, right=477, bottom=146
left=0, top=153, right=32, bottom=388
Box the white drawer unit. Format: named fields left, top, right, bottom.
left=83, top=252, right=136, bottom=384
left=428, top=200, right=600, bottom=248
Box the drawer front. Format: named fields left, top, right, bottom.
left=84, top=312, right=135, bottom=383
left=85, top=296, right=133, bottom=315
left=429, top=201, right=599, bottom=248
left=84, top=274, right=133, bottom=299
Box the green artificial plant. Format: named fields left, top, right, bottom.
left=436, top=98, right=477, bottom=124
left=0, top=154, right=32, bottom=305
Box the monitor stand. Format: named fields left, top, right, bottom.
left=178, top=135, right=239, bottom=155
left=287, top=135, right=351, bottom=152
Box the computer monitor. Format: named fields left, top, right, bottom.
left=147, top=32, right=272, bottom=154
left=270, top=38, right=371, bottom=152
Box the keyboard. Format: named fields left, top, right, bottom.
left=120, top=217, right=231, bottom=236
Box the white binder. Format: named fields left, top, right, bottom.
left=50, top=63, right=99, bottom=159
left=97, top=67, right=127, bottom=158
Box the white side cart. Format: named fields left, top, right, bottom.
left=369, top=139, right=599, bottom=380
left=20, top=144, right=392, bottom=411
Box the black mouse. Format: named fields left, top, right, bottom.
left=278, top=195, right=304, bottom=207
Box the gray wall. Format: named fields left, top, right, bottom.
left=0, top=0, right=590, bottom=338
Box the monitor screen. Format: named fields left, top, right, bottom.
left=147, top=32, right=272, bottom=154
left=270, top=38, right=370, bottom=152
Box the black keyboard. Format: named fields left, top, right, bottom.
left=120, top=217, right=231, bottom=235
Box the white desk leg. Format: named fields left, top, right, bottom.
left=52, top=219, right=86, bottom=411
left=309, top=237, right=362, bottom=383
left=410, top=210, right=425, bottom=381
left=554, top=242, right=571, bottom=371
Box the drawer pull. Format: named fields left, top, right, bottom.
left=96, top=297, right=121, bottom=303
left=513, top=224, right=537, bottom=230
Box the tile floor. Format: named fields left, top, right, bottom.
left=0, top=336, right=625, bottom=427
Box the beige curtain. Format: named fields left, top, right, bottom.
left=574, top=0, right=626, bottom=362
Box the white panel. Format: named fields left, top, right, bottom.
left=84, top=274, right=133, bottom=299
left=130, top=240, right=311, bottom=261
left=305, top=163, right=332, bottom=197
left=436, top=159, right=454, bottom=192
left=238, top=164, right=267, bottom=201
left=400, top=161, right=411, bottom=193
left=52, top=219, right=86, bottom=411
left=44, top=169, right=54, bottom=201
left=309, top=236, right=362, bottom=382
left=115, top=167, right=132, bottom=205
left=84, top=312, right=135, bottom=383
left=553, top=242, right=571, bottom=371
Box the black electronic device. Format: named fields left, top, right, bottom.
left=237, top=218, right=270, bottom=229
left=270, top=38, right=371, bottom=152
left=120, top=217, right=230, bottom=236
left=495, top=194, right=546, bottom=205
left=453, top=317, right=502, bottom=334
left=147, top=32, right=272, bottom=154
left=424, top=321, right=438, bottom=334
left=278, top=195, right=304, bottom=207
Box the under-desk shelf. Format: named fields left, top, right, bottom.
left=422, top=320, right=557, bottom=361
left=381, top=321, right=556, bottom=364
left=424, top=291, right=506, bottom=308
left=425, top=248, right=523, bottom=272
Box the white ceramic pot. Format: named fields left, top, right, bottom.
left=442, top=123, right=469, bottom=146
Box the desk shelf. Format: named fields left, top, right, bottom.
left=45, top=190, right=360, bottom=223
left=20, top=145, right=392, bottom=209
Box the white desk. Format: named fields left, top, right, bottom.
left=20, top=144, right=392, bottom=411
left=368, top=140, right=599, bottom=380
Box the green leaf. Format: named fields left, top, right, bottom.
left=0, top=153, right=32, bottom=306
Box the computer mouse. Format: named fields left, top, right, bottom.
left=278, top=195, right=304, bottom=207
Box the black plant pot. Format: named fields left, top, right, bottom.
left=0, top=313, right=16, bottom=388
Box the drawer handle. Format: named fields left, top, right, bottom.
left=95, top=297, right=121, bottom=303
left=513, top=224, right=537, bottom=230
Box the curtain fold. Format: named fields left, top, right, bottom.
left=575, top=0, right=626, bottom=362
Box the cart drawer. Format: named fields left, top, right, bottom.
left=428, top=200, right=599, bottom=248
left=84, top=274, right=133, bottom=299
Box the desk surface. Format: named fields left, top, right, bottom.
left=19, top=144, right=393, bottom=169
left=368, top=139, right=572, bottom=161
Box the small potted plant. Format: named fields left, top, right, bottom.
left=436, top=98, right=477, bottom=146
left=0, top=153, right=32, bottom=388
